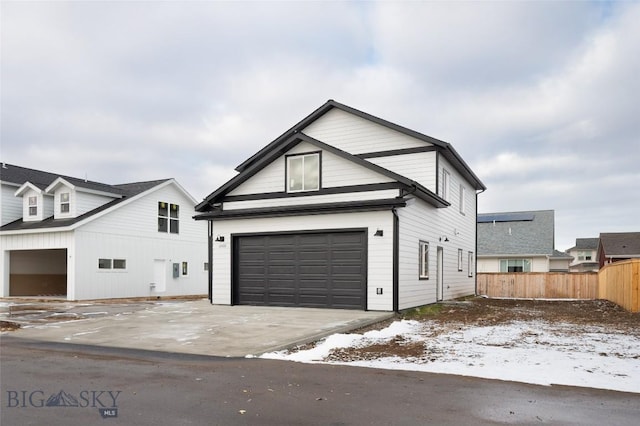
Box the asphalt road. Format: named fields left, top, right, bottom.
left=1, top=336, right=639, bottom=426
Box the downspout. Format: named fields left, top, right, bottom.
left=475, top=188, right=486, bottom=295
left=208, top=220, right=213, bottom=303
left=392, top=207, right=400, bottom=313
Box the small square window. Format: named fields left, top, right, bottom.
left=98, top=258, right=112, bottom=269
left=113, top=259, right=127, bottom=270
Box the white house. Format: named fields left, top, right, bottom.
left=0, top=164, right=207, bottom=300
left=195, top=100, right=486, bottom=311
left=567, top=237, right=599, bottom=272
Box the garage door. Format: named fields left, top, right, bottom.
left=234, top=231, right=366, bottom=309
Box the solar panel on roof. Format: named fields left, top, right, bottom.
left=477, top=213, right=535, bottom=223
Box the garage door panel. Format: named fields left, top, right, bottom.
left=235, top=231, right=366, bottom=309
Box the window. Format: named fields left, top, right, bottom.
left=419, top=241, right=429, bottom=279
left=458, top=249, right=463, bottom=271
left=28, top=196, right=37, bottom=216
left=204, top=262, right=209, bottom=271
left=442, top=169, right=450, bottom=201
left=499, top=259, right=531, bottom=273
left=182, top=261, right=188, bottom=276
left=468, top=252, right=474, bottom=277
left=113, top=259, right=127, bottom=270
left=578, top=251, right=592, bottom=261
left=98, top=258, right=112, bottom=269
left=287, top=153, right=320, bottom=192
left=158, top=202, right=179, bottom=234
left=60, top=192, right=70, bottom=213
left=459, top=184, right=466, bottom=215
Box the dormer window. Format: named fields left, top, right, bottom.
left=60, top=192, right=70, bottom=213
left=286, top=152, right=320, bottom=192
left=28, top=196, right=38, bottom=216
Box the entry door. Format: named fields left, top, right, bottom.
left=153, top=260, right=167, bottom=292
left=436, top=247, right=444, bottom=301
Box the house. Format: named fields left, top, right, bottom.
left=566, top=238, right=599, bottom=272
left=597, top=232, right=640, bottom=268
left=477, top=210, right=572, bottom=273
left=0, top=163, right=207, bottom=300
left=194, top=100, right=486, bottom=312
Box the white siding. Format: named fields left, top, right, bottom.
left=478, top=256, right=550, bottom=273
left=224, top=189, right=400, bottom=211
left=368, top=151, right=437, bottom=192
left=74, top=183, right=207, bottom=300
left=228, top=141, right=394, bottom=197
left=396, top=190, right=477, bottom=310
left=1, top=184, right=22, bottom=225
left=211, top=210, right=394, bottom=311
left=75, top=191, right=116, bottom=217
left=303, top=108, right=429, bottom=155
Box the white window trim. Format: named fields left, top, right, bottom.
left=468, top=251, right=474, bottom=277
left=458, top=249, right=463, bottom=271
left=286, top=152, right=320, bottom=193
left=60, top=192, right=70, bottom=214
left=442, top=169, right=450, bottom=201
left=459, top=184, right=466, bottom=215
left=419, top=241, right=429, bottom=279
left=499, top=258, right=532, bottom=273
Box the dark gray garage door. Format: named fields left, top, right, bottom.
left=234, top=231, right=366, bottom=309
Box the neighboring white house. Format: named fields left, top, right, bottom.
left=477, top=210, right=573, bottom=273
left=195, top=100, right=486, bottom=311
left=567, top=237, right=599, bottom=272
left=0, top=163, right=207, bottom=300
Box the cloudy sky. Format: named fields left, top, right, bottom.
left=1, top=1, right=638, bottom=250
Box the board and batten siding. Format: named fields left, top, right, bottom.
left=227, top=141, right=395, bottom=197
left=396, top=182, right=477, bottom=310
left=1, top=184, right=23, bottom=226
left=303, top=108, right=429, bottom=155
left=210, top=210, right=395, bottom=311
left=73, top=182, right=207, bottom=300
left=0, top=231, right=75, bottom=298
left=368, top=151, right=437, bottom=193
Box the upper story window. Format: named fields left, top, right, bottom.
left=287, top=153, right=320, bottom=192
left=459, top=184, right=466, bottom=215
left=578, top=251, right=592, bottom=261
left=60, top=192, right=70, bottom=213
left=158, top=202, right=179, bottom=234
left=442, top=169, right=450, bottom=201
left=28, top=196, right=38, bottom=216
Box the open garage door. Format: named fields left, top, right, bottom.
left=234, top=231, right=367, bottom=310
left=9, top=249, right=67, bottom=297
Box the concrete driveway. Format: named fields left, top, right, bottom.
left=0, top=299, right=392, bottom=357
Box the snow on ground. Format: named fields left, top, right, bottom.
left=261, top=319, right=640, bottom=394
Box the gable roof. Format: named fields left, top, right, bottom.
left=477, top=210, right=555, bottom=256
left=567, top=237, right=599, bottom=252
left=0, top=163, right=187, bottom=233
left=1, top=163, right=126, bottom=195
left=196, top=100, right=484, bottom=212
left=598, top=232, right=640, bottom=258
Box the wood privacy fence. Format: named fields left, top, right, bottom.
left=477, top=260, right=640, bottom=312
left=598, top=259, right=640, bottom=313
left=477, top=272, right=599, bottom=300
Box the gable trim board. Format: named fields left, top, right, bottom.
left=197, top=100, right=484, bottom=311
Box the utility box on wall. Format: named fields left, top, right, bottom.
left=172, top=263, right=180, bottom=278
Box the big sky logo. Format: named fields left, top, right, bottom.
left=6, top=389, right=121, bottom=418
